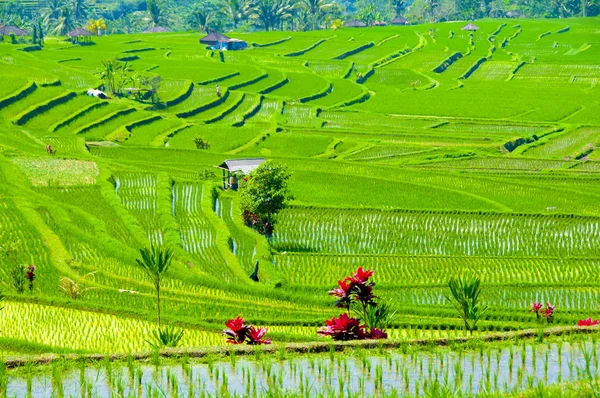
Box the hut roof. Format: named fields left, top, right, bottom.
left=200, top=31, right=231, bottom=44
left=216, top=158, right=266, bottom=174
left=346, top=20, right=366, bottom=28
left=67, top=28, right=93, bottom=37
left=143, top=26, right=170, bottom=33
left=461, top=23, right=479, bottom=31
left=0, top=25, right=30, bottom=36
left=390, top=16, right=409, bottom=25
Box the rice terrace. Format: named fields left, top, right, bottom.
left=1, top=0, right=600, bottom=396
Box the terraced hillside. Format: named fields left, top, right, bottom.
left=0, top=18, right=600, bottom=372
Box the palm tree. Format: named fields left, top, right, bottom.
left=146, top=0, right=166, bottom=27
left=41, top=0, right=64, bottom=26
left=220, top=0, right=250, bottom=28
left=188, top=4, right=214, bottom=32
left=135, top=244, right=174, bottom=328
left=52, top=6, right=75, bottom=36
left=70, top=0, right=89, bottom=21
left=87, top=18, right=107, bottom=36
left=250, top=0, right=294, bottom=31
left=301, top=0, right=333, bottom=30
left=390, top=0, right=406, bottom=18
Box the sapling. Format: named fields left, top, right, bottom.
left=446, top=274, right=488, bottom=335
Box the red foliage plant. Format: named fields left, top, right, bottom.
left=577, top=318, right=599, bottom=327
left=223, top=316, right=271, bottom=345
left=320, top=267, right=389, bottom=341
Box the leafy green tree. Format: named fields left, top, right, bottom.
left=135, top=244, right=174, bottom=328
left=240, top=161, right=293, bottom=226
left=356, top=4, right=381, bottom=26
left=99, top=59, right=132, bottom=96
left=446, top=274, right=488, bottom=334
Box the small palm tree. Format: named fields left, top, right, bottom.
left=447, top=274, right=488, bottom=335
left=135, top=244, right=174, bottom=328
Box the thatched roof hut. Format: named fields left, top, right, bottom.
left=67, top=28, right=93, bottom=43
left=390, top=16, right=410, bottom=25
left=200, top=31, right=231, bottom=45
left=461, top=23, right=479, bottom=31
left=143, top=26, right=170, bottom=33
left=346, top=20, right=366, bottom=28
left=67, top=28, right=93, bottom=37
left=0, top=25, right=30, bottom=36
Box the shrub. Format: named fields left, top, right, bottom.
left=59, top=273, right=96, bottom=300
left=193, top=136, right=210, bottom=150
left=146, top=326, right=185, bottom=349
left=10, top=264, right=26, bottom=294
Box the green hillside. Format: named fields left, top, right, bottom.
left=1, top=17, right=600, bottom=395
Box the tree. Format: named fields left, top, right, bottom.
left=87, top=18, right=107, bottom=36
left=42, top=0, right=64, bottom=26
left=135, top=244, right=174, bottom=328
left=70, top=0, right=89, bottom=21
left=446, top=274, right=488, bottom=334
left=219, top=0, right=250, bottom=28
left=147, top=0, right=166, bottom=26
left=51, top=6, right=75, bottom=36
left=390, top=0, right=408, bottom=17
left=301, top=0, right=333, bottom=30
left=356, top=4, right=381, bottom=26
left=250, top=0, right=295, bottom=31
left=188, top=3, right=215, bottom=32
left=99, top=59, right=132, bottom=96
left=240, top=161, right=293, bottom=233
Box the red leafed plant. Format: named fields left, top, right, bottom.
left=530, top=302, right=555, bottom=324
left=319, top=267, right=394, bottom=341
left=223, top=316, right=271, bottom=345
left=318, top=313, right=366, bottom=341
left=247, top=326, right=271, bottom=345
left=577, top=318, right=599, bottom=327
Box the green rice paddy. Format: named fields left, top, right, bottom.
left=0, top=17, right=600, bottom=396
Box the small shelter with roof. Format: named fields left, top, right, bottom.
left=390, top=16, right=410, bottom=25
left=461, top=23, right=479, bottom=32
left=143, top=26, right=170, bottom=34
left=67, top=28, right=94, bottom=44
left=346, top=20, right=366, bottom=28
left=216, top=158, right=265, bottom=190
left=200, top=31, right=247, bottom=51
left=0, top=25, right=30, bottom=37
